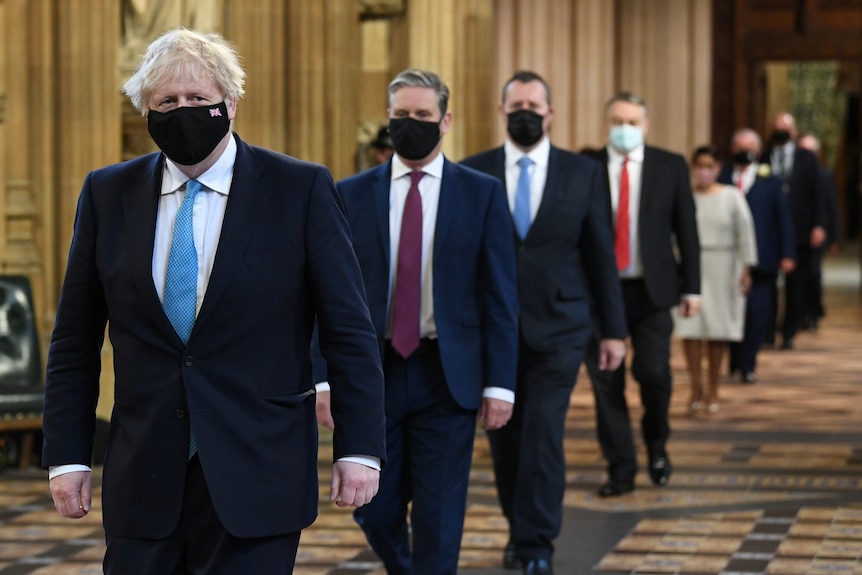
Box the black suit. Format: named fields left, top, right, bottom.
left=461, top=144, right=626, bottom=562
left=42, top=135, right=386, bottom=572
left=583, top=145, right=700, bottom=483
left=760, top=145, right=824, bottom=342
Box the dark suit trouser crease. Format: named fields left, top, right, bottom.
left=103, top=455, right=301, bottom=575
left=783, top=243, right=814, bottom=341
left=354, top=343, right=477, bottom=575
left=586, top=280, right=673, bottom=482
left=730, top=271, right=776, bottom=374
left=487, top=343, right=585, bottom=561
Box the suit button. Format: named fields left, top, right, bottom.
left=184, top=356, right=194, bottom=366
left=176, top=409, right=186, bottom=419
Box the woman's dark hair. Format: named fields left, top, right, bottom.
left=691, top=144, right=721, bottom=164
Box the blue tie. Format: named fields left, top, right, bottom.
left=514, top=156, right=533, bottom=240
left=163, top=178, right=201, bottom=457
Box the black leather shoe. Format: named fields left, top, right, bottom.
left=598, top=480, right=634, bottom=497
left=742, top=371, right=757, bottom=384
left=503, top=542, right=521, bottom=569
left=523, top=558, right=553, bottom=575
left=649, top=456, right=672, bottom=486
left=780, top=338, right=794, bottom=350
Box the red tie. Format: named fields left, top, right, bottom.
left=615, top=157, right=631, bottom=271
left=391, top=171, right=424, bottom=358
left=736, top=171, right=745, bottom=191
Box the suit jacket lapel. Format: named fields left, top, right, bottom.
left=528, top=147, right=564, bottom=242
left=193, top=136, right=269, bottom=335
left=122, top=153, right=179, bottom=343
left=373, top=162, right=392, bottom=266
left=639, top=146, right=655, bottom=228
left=434, top=158, right=457, bottom=255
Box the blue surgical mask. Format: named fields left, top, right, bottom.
left=609, top=125, right=644, bottom=154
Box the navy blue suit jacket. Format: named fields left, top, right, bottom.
left=42, top=135, right=386, bottom=539
left=719, top=167, right=795, bottom=274
left=460, top=146, right=626, bottom=354
left=319, top=158, right=519, bottom=410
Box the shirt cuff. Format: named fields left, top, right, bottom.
left=49, top=464, right=92, bottom=479
left=337, top=456, right=381, bottom=471
left=681, top=293, right=702, bottom=301
left=483, top=386, right=515, bottom=404
left=315, top=382, right=331, bottom=393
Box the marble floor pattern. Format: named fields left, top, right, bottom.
left=0, top=252, right=860, bottom=574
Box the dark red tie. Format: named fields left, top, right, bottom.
left=615, top=157, right=631, bottom=271
left=391, top=171, right=425, bottom=358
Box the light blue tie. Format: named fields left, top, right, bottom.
left=514, top=156, right=534, bottom=240
left=163, top=178, right=201, bottom=457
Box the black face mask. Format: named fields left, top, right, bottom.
left=507, top=110, right=545, bottom=148
left=388, top=117, right=441, bottom=161
left=147, top=102, right=231, bottom=165
left=732, top=150, right=756, bottom=166
left=770, top=130, right=791, bottom=146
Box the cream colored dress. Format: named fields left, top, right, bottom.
left=674, top=185, right=758, bottom=341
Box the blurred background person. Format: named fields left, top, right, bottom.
left=760, top=112, right=826, bottom=350
left=583, top=92, right=700, bottom=497
left=675, top=146, right=757, bottom=413
left=797, top=132, right=840, bottom=331
left=370, top=126, right=394, bottom=166
left=722, top=129, right=795, bottom=384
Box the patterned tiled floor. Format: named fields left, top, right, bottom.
left=0, top=253, right=860, bottom=574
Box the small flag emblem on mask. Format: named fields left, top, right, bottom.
left=210, top=108, right=222, bottom=117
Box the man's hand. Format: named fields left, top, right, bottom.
left=780, top=257, right=796, bottom=273
left=478, top=398, right=513, bottom=430
left=315, top=390, right=335, bottom=431
left=597, top=338, right=626, bottom=371
left=50, top=471, right=92, bottom=519
left=678, top=297, right=701, bottom=318
left=330, top=461, right=379, bottom=508
left=810, top=226, right=826, bottom=248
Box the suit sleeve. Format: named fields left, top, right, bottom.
left=580, top=160, right=627, bottom=339
left=479, top=179, right=519, bottom=393
left=304, top=167, right=386, bottom=464
left=671, top=155, right=701, bottom=296
left=42, top=173, right=108, bottom=468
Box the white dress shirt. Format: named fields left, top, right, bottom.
left=606, top=144, right=645, bottom=279
left=503, top=136, right=551, bottom=225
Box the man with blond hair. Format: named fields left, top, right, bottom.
left=42, top=28, right=386, bottom=574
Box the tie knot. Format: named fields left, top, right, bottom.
left=409, top=171, right=425, bottom=187
left=622, top=156, right=629, bottom=167
left=518, top=156, right=533, bottom=169
left=185, top=179, right=203, bottom=199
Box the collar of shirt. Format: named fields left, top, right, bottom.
left=773, top=141, right=795, bottom=157
left=504, top=136, right=550, bottom=169
left=606, top=142, right=645, bottom=165
left=732, top=162, right=758, bottom=191
left=390, top=150, right=445, bottom=182
left=162, top=133, right=237, bottom=196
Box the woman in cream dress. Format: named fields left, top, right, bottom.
left=675, top=146, right=757, bottom=413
